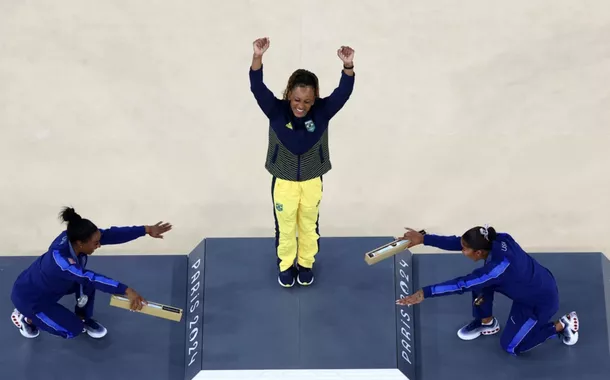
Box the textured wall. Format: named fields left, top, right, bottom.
left=1, top=0, right=608, bottom=256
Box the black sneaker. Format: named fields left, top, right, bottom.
left=278, top=266, right=296, bottom=287
left=297, top=265, right=314, bottom=286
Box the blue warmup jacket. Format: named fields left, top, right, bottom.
left=421, top=232, right=558, bottom=307
left=11, top=226, right=146, bottom=311
left=249, top=66, right=354, bottom=156
left=249, top=65, right=354, bottom=182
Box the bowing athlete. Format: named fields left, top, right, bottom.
left=395, top=225, right=579, bottom=356
left=10, top=207, right=172, bottom=339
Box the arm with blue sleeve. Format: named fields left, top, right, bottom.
left=99, top=225, right=147, bottom=245
left=249, top=65, right=282, bottom=119
left=319, top=69, right=355, bottom=119
left=52, top=250, right=129, bottom=295
left=421, top=255, right=511, bottom=299
left=422, top=234, right=463, bottom=251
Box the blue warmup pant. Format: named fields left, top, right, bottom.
left=12, top=283, right=97, bottom=339
left=471, top=289, right=560, bottom=355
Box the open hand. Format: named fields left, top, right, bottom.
left=253, top=37, right=270, bottom=57
left=146, top=222, right=173, bottom=239
left=396, top=228, right=425, bottom=248
left=396, top=289, right=425, bottom=306
left=125, top=288, right=147, bottom=311
left=337, top=46, right=354, bottom=65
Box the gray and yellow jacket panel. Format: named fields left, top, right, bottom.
left=249, top=66, right=355, bottom=181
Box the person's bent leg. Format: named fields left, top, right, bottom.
left=295, top=176, right=323, bottom=286
left=500, top=302, right=561, bottom=356
left=30, top=303, right=84, bottom=339
left=75, top=283, right=107, bottom=338
left=272, top=176, right=300, bottom=287
left=11, top=291, right=41, bottom=339
left=457, top=290, right=500, bottom=340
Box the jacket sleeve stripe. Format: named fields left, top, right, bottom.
left=430, top=257, right=511, bottom=296
left=52, top=250, right=120, bottom=288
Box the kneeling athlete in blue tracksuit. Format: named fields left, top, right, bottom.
left=10, top=207, right=173, bottom=340
left=395, top=225, right=579, bottom=356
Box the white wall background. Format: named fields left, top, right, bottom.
left=0, top=0, right=608, bottom=256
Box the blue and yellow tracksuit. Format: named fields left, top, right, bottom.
left=10, top=226, right=146, bottom=338
left=249, top=65, right=354, bottom=271
left=420, top=232, right=561, bottom=355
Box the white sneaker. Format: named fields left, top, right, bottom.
left=83, top=318, right=108, bottom=339
left=559, top=311, right=579, bottom=346
left=11, top=309, right=39, bottom=339
left=457, top=317, right=501, bottom=340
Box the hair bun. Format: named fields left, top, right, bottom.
left=60, top=206, right=82, bottom=224
left=486, top=226, right=497, bottom=241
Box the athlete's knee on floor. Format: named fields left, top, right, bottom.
left=500, top=336, right=523, bottom=356
left=500, top=331, right=517, bottom=354
left=501, top=342, right=517, bottom=356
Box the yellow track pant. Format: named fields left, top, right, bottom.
left=272, top=176, right=323, bottom=272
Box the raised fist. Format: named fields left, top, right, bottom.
left=253, top=37, right=270, bottom=57
left=337, top=46, right=355, bottom=65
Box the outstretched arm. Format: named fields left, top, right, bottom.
left=319, top=46, right=356, bottom=119
left=423, top=234, right=463, bottom=251
left=99, top=226, right=145, bottom=245
left=396, top=257, right=511, bottom=306
left=398, top=228, right=463, bottom=251
left=421, top=257, right=511, bottom=298
left=100, top=222, right=172, bottom=245
left=249, top=37, right=281, bottom=118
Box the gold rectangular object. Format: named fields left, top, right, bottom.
left=110, top=295, right=183, bottom=322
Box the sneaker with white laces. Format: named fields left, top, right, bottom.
left=559, top=311, right=579, bottom=346
left=457, top=317, right=501, bottom=341
left=11, top=309, right=39, bottom=339
left=83, top=318, right=107, bottom=339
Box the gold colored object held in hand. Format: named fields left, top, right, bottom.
left=109, top=295, right=183, bottom=322
left=364, top=230, right=426, bottom=265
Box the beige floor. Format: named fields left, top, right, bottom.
left=0, top=1, right=608, bottom=258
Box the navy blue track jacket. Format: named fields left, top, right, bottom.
left=11, top=226, right=146, bottom=310
left=249, top=66, right=354, bottom=155
left=421, top=232, right=558, bottom=308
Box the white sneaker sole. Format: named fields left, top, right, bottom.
left=457, top=323, right=500, bottom=341
left=562, top=311, right=579, bottom=346
left=278, top=276, right=295, bottom=288
left=297, top=276, right=314, bottom=286
left=11, top=309, right=39, bottom=339
left=85, top=327, right=108, bottom=339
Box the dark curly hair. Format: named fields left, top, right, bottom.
left=283, top=69, right=320, bottom=99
